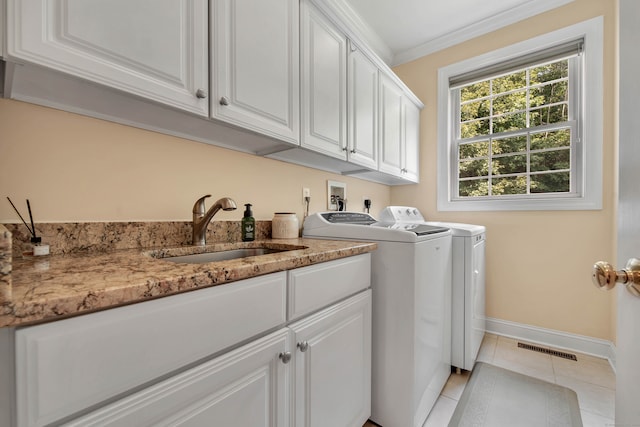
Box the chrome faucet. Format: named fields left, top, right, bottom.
left=192, top=195, right=237, bottom=246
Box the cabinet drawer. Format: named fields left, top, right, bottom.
left=287, top=254, right=370, bottom=321
left=15, top=272, right=286, bottom=427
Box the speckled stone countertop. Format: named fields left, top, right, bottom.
left=1, top=238, right=376, bottom=328
left=0, top=225, right=11, bottom=302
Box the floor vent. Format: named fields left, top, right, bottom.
left=517, top=342, right=578, bottom=361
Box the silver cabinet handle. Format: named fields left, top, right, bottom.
left=195, top=89, right=208, bottom=99
left=279, top=351, right=292, bottom=363
left=219, top=96, right=230, bottom=106
left=350, top=149, right=356, bottom=154
left=297, top=341, right=309, bottom=352
left=593, top=258, right=640, bottom=296
left=401, top=168, right=408, bottom=173
left=342, top=147, right=348, bottom=152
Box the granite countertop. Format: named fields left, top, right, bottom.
left=1, top=237, right=376, bottom=328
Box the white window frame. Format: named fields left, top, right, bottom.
left=437, top=17, right=603, bottom=211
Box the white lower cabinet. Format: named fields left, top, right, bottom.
left=64, top=329, right=292, bottom=427
left=6, top=254, right=372, bottom=427
left=291, top=290, right=372, bottom=427
left=64, top=290, right=372, bottom=427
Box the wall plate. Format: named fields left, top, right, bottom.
left=327, top=180, right=346, bottom=211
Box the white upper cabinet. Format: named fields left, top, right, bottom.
left=3, top=0, right=422, bottom=184
left=6, top=0, right=209, bottom=116
left=402, top=96, right=420, bottom=182
left=347, top=42, right=378, bottom=170
left=379, top=72, right=420, bottom=182
left=212, top=0, right=300, bottom=145
left=300, top=0, right=348, bottom=159
left=0, top=0, right=5, bottom=59
left=379, top=72, right=404, bottom=176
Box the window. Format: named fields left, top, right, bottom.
left=437, top=17, right=603, bottom=211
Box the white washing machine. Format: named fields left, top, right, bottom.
left=380, top=206, right=486, bottom=372
left=302, top=212, right=452, bottom=427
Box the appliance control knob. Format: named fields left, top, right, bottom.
left=413, top=209, right=418, bottom=215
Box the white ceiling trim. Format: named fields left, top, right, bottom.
left=311, top=0, right=395, bottom=64
left=321, top=0, right=575, bottom=67
left=392, top=0, right=575, bottom=66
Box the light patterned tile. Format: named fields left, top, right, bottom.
left=552, top=353, right=615, bottom=390
left=580, top=409, right=615, bottom=427
left=490, top=357, right=557, bottom=383
left=367, top=333, right=615, bottom=427
left=477, top=333, right=497, bottom=363
left=441, top=371, right=471, bottom=401
left=555, top=375, right=615, bottom=420
left=492, top=337, right=555, bottom=383
left=423, top=395, right=458, bottom=427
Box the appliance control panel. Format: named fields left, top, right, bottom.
left=320, top=212, right=377, bottom=224
left=379, top=206, right=425, bottom=223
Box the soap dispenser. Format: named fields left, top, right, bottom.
left=242, top=203, right=255, bottom=241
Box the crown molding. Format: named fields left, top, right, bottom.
left=316, top=0, right=575, bottom=66
left=310, top=0, right=394, bottom=64
left=392, top=0, right=575, bottom=66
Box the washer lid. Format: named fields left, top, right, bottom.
left=302, top=212, right=451, bottom=242
left=372, top=222, right=449, bottom=236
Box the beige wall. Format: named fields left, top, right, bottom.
left=0, top=99, right=390, bottom=222
left=0, top=0, right=617, bottom=343
left=392, top=0, right=617, bottom=341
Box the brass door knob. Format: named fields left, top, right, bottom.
left=593, top=258, right=640, bottom=296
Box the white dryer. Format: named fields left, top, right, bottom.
left=302, top=212, right=452, bottom=427
left=380, top=206, right=486, bottom=372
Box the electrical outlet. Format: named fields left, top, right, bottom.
left=302, top=187, right=311, bottom=203
left=362, top=196, right=372, bottom=213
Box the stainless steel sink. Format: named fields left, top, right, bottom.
left=160, top=247, right=287, bottom=264
left=146, top=243, right=308, bottom=264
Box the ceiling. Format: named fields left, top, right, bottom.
left=331, top=0, right=574, bottom=65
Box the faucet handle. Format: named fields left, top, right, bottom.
left=192, top=195, right=212, bottom=215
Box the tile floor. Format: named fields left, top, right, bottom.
left=364, top=333, right=616, bottom=427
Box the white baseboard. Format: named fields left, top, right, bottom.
left=486, top=317, right=616, bottom=372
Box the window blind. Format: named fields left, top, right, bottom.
left=449, top=38, right=584, bottom=89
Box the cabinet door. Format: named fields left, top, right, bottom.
left=212, top=0, right=299, bottom=145
left=290, top=290, right=372, bottom=427
left=0, top=0, right=5, bottom=59
left=378, top=73, right=404, bottom=176
left=402, top=97, right=420, bottom=182
left=347, top=42, right=378, bottom=170
left=16, top=272, right=286, bottom=427
left=6, top=0, right=208, bottom=116
left=63, top=329, right=292, bottom=427
left=300, top=0, right=348, bottom=159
